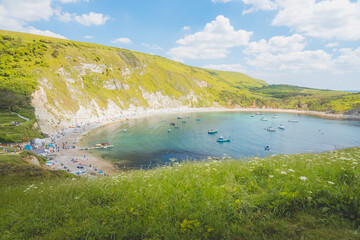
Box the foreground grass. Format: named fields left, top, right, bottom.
left=1, top=148, right=360, bottom=239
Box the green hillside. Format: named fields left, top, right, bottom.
left=0, top=30, right=359, bottom=142
left=1, top=148, right=359, bottom=239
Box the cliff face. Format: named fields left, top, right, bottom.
left=0, top=30, right=267, bottom=133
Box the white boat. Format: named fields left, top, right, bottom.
left=267, top=126, right=276, bottom=132
left=288, top=119, right=298, bottom=123
left=261, top=117, right=268, bottom=121
left=278, top=124, right=285, bottom=130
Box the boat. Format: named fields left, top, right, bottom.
left=260, top=117, right=268, bottom=121
left=272, top=115, right=278, bottom=118
left=256, top=112, right=262, bottom=115
left=123, top=129, right=127, bottom=132
left=177, top=116, right=182, bottom=119
left=267, top=126, right=276, bottom=132
left=170, top=123, right=175, bottom=126
left=168, top=129, right=171, bottom=132
left=208, top=129, right=218, bottom=134
left=175, top=126, right=179, bottom=129
left=264, top=145, right=271, bottom=151
left=278, top=124, right=285, bottom=130
left=288, top=119, right=298, bottom=123
left=251, top=115, right=255, bottom=117
left=217, top=137, right=230, bottom=142
left=196, top=118, right=201, bottom=121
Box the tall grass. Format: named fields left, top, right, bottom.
left=1, top=148, right=359, bottom=239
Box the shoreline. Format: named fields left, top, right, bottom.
left=47, top=107, right=360, bottom=176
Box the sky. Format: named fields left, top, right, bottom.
left=0, top=0, right=359, bottom=90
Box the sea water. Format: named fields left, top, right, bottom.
left=83, top=112, right=360, bottom=168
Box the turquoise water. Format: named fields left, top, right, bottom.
left=84, top=112, right=360, bottom=168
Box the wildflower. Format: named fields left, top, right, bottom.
left=299, top=176, right=307, bottom=181
left=281, top=171, right=287, bottom=175
left=269, top=175, right=274, bottom=178
left=71, top=178, right=76, bottom=181
left=353, top=162, right=358, bottom=165
left=288, top=169, right=295, bottom=172
left=328, top=181, right=335, bottom=185
left=205, top=164, right=210, bottom=167
left=74, top=197, right=79, bottom=199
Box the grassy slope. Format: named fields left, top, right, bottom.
left=1, top=148, right=359, bottom=239
left=0, top=151, right=72, bottom=187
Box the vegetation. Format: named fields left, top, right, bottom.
left=1, top=148, right=360, bottom=239
left=0, top=151, right=72, bottom=187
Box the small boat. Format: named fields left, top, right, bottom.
left=123, top=129, right=127, bottom=132
left=288, top=119, right=298, bottom=123
left=187, top=116, right=190, bottom=119
left=168, top=129, right=171, bottom=133
left=170, top=123, right=175, bottom=126
left=196, top=118, right=201, bottom=121
left=217, top=137, right=230, bottom=142
left=208, top=129, right=218, bottom=134
left=182, top=121, right=187, bottom=123
left=272, top=115, right=278, bottom=118
left=267, top=126, right=276, bottom=132
left=177, top=116, right=182, bottom=119
left=175, top=126, right=179, bottom=129
left=260, top=117, right=268, bottom=121
left=278, top=125, right=285, bottom=130
left=251, top=115, right=255, bottom=117
left=264, top=145, right=271, bottom=151
left=256, top=112, right=262, bottom=115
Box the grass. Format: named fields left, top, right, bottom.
left=0, top=111, right=42, bottom=143
left=1, top=148, right=359, bottom=239
left=0, top=151, right=72, bottom=187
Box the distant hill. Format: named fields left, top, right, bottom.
left=0, top=30, right=359, bottom=141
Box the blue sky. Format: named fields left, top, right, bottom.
left=0, top=0, right=359, bottom=90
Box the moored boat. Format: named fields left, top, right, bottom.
left=267, top=126, right=276, bottom=132
left=261, top=117, right=268, bottom=121
left=278, top=124, right=285, bottom=130
left=217, top=137, right=230, bottom=142
left=264, top=145, right=271, bottom=151
left=208, top=129, right=218, bottom=134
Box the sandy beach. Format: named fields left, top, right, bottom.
left=45, top=107, right=360, bottom=176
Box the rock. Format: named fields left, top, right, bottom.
left=344, top=107, right=360, bottom=115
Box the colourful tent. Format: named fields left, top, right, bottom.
left=24, top=145, right=32, bottom=150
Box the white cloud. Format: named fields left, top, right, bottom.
left=182, top=26, right=191, bottom=31
left=244, top=34, right=306, bottom=55
left=325, top=42, right=339, bottom=48
left=84, top=35, right=93, bottom=39
left=242, top=0, right=277, bottom=14
left=203, top=64, right=247, bottom=72
left=142, top=43, right=163, bottom=50
left=56, top=10, right=72, bottom=22
left=246, top=50, right=333, bottom=72
left=211, top=0, right=233, bottom=2
left=74, top=12, right=110, bottom=26
left=168, top=15, right=252, bottom=62
left=272, top=0, right=360, bottom=41
left=0, top=0, right=53, bottom=22
left=0, top=0, right=66, bottom=39
left=112, top=38, right=132, bottom=44
left=58, top=0, right=89, bottom=3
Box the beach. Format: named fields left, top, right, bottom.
left=45, top=107, right=360, bottom=176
